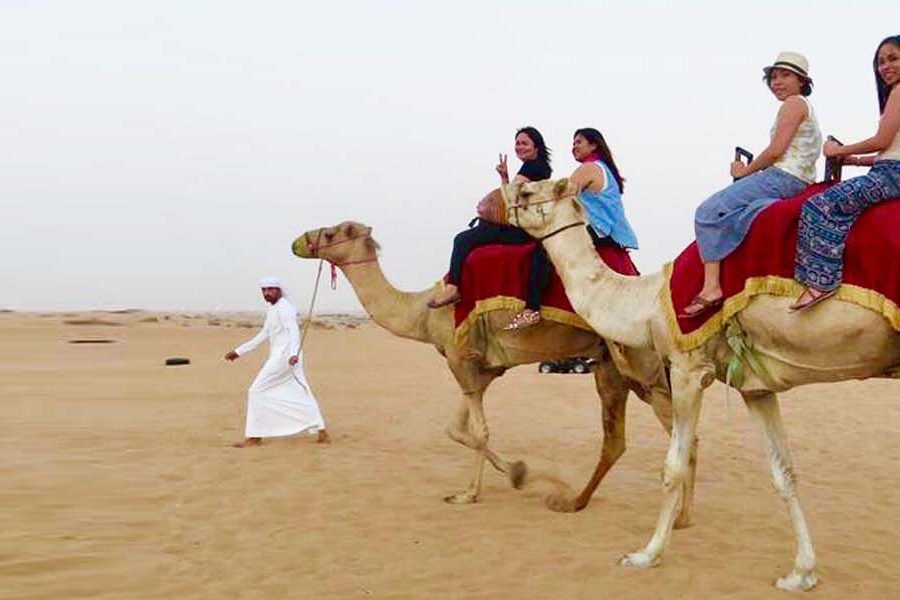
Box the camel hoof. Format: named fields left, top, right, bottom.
left=545, top=492, right=579, bottom=513
left=443, top=492, right=478, bottom=505
left=619, top=551, right=659, bottom=569
left=509, top=461, right=528, bottom=489
left=775, top=570, right=818, bottom=592
left=673, top=515, right=692, bottom=529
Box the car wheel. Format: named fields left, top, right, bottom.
left=539, top=362, right=554, bottom=374
left=572, top=361, right=588, bottom=374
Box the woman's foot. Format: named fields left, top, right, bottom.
left=504, top=308, right=542, bottom=330
left=427, top=284, right=460, bottom=309
left=788, top=287, right=835, bottom=311
left=678, top=292, right=723, bottom=318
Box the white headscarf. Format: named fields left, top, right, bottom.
left=258, top=276, right=298, bottom=315
left=259, top=276, right=284, bottom=290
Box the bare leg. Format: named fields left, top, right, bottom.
left=621, top=357, right=707, bottom=568
left=233, top=437, right=262, bottom=448
left=546, top=358, right=629, bottom=512
left=682, top=261, right=723, bottom=316
left=699, top=261, right=722, bottom=300
left=743, top=391, right=817, bottom=591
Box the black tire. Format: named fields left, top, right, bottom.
left=165, top=357, right=191, bottom=366
left=572, top=361, right=589, bottom=374
left=538, top=362, right=554, bottom=374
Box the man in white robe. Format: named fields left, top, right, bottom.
left=224, top=276, right=330, bottom=448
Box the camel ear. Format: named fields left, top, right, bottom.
left=553, top=178, right=570, bottom=197
left=570, top=195, right=584, bottom=216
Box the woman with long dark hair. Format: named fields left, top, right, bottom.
left=790, top=36, right=900, bottom=310
left=428, top=127, right=554, bottom=329
left=567, top=127, right=639, bottom=250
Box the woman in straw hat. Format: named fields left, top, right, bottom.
left=790, top=35, right=900, bottom=310
left=681, top=51, right=822, bottom=318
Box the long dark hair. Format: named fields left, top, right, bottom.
left=516, top=126, right=552, bottom=166
left=574, top=128, right=625, bottom=192
left=875, top=35, right=900, bottom=113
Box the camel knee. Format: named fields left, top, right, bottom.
left=662, top=461, right=690, bottom=491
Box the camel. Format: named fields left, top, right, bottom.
left=290, top=221, right=687, bottom=515
left=505, top=178, right=900, bottom=591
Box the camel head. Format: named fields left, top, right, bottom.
left=505, top=178, right=584, bottom=238
left=292, top=221, right=380, bottom=264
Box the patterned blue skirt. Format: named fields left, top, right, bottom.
left=795, top=160, right=900, bottom=291
left=695, top=167, right=808, bottom=262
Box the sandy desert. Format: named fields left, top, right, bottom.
left=3, top=309, right=900, bottom=600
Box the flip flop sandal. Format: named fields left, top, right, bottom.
left=788, top=289, right=836, bottom=312
left=678, top=295, right=724, bottom=319
left=427, top=291, right=461, bottom=309
left=503, top=310, right=542, bottom=330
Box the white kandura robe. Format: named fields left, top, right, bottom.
left=234, top=297, right=325, bottom=438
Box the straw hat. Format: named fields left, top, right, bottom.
left=763, top=51, right=812, bottom=82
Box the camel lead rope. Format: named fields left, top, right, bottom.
left=299, top=258, right=326, bottom=353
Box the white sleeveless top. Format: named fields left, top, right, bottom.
left=772, top=96, right=822, bottom=183
left=876, top=127, right=900, bottom=162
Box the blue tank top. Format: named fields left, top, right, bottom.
left=578, top=161, right=639, bottom=250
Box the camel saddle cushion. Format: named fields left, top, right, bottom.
left=664, top=182, right=900, bottom=351
left=453, top=238, right=639, bottom=343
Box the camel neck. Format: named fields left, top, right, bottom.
left=541, top=227, right=661, bottom=348
left=337, top=259, right=433, bottom=343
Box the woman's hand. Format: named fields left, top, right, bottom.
left=730, top=160, right=749, bottom=179
left=496, top=153, right=509, bottom=183
left=823, top=139, right=843, bottom=158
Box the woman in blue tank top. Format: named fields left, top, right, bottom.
left=569, top=128, right=639, bottom=250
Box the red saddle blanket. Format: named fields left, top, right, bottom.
left=666, top=182, right=900, bottom=350
left=453, top=240, right=638, bottom=342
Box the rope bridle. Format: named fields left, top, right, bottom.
left=501, top=185, right=585, bottom=242
left=297, top=226, right=377, bottom=351
left=304, top=227, right=378, bottom=289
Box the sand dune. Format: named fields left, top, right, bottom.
left=2, top=311, right=899, bottom=599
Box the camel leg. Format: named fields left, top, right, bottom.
left=621, top=359, right=707, bottom=568
left=444, top=387, right=490, bottom=504
left=445, top=397, right=522, bottom=479
left=644, top=389, right=697, bottom=530
left=743, top=391, right=817, bottom=591
left=545, top=358, right=629, bottom=513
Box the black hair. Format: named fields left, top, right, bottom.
left=516, top=126, right=552, bottom=165
left=874, top=35, right=900, bottom=113
left=763, top=69, right=813, bottom=97
left=573, top=128, right=625, bottom=192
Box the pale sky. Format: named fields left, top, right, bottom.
left=2, top=1, right=898, bottom=311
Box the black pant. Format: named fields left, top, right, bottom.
left=447, top=220, right=552, bottom=311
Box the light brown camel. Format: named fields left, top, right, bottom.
left=291, top=220, right=686, bottom=514
left=506, top=178, right=900, bottom=591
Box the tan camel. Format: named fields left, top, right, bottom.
left=291, top=220, right=686, bottom=514
left=506, top=178, right=900, bottom=591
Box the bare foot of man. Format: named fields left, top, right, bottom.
left=233, top=437, right=262, bottom=448
left=316, top=430, right=332, bottom=445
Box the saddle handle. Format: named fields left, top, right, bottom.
left=824, top=135, right=844, bottom=183
left=733, top=146, right=754, bottom=182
